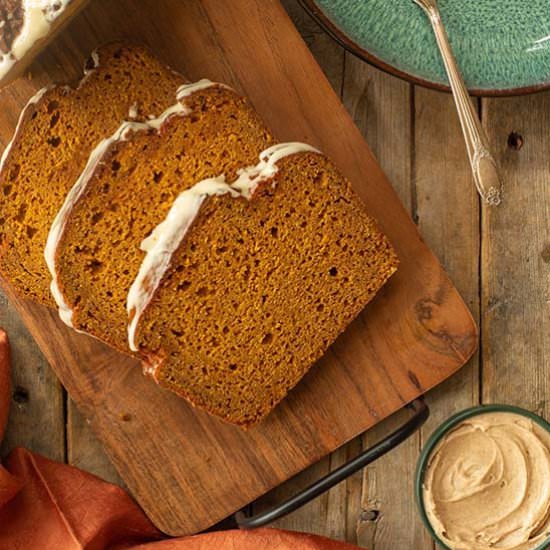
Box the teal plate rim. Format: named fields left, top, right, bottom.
left=299, top=0, right=550, bottom=97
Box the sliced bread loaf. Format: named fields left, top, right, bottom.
left=129, top=146, right=398, bottom=426
left=0, top=42, right=184, bottom=305
left=47, top=83, right=275, bottom=349
left=13, top=44, right=397, bottom=427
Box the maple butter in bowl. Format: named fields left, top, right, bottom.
left=416, top=405, right=550, bottom=550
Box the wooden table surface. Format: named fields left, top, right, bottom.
left=0, top=1, right=548, bottom=548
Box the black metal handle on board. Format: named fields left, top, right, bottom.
left=235, top=398, right=429, bottom=529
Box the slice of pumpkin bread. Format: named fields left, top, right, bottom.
left=47, top=83, right=275, bottom=349
left=0, top=43, right=184, bottom=305
left=130, top=146, right=398, bottom=427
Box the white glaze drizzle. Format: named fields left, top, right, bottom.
left=128, top=102, right=138, bottom=120
left=176, top=78, right=225, bottom=100
left=127, top=142, right=320, bottom=352
left=89, top=49, right=99, bottom=70
left=0, top=85, right=51, bottom=174
left=0, top=0, right=72, bottom=82
left=45, top=79, right=221, bottom=327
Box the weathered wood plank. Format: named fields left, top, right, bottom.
left=481, top=93, right=550, bottom=408
left=0, top=292, right=65, bottom=461
left=281, top=0, right=345, bottom=95
left=343, top=55, right=412, bottom=211
left=415, top=87, right=481, bottom=549
left=68, top=401, right=123, bottom=485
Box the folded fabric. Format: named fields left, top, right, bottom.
left=0, top=329, right=364, bottom=550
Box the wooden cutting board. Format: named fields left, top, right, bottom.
left=0, top=0, right=477, bottom=536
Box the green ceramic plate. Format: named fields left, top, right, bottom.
left=301, top=0, right=550, bottom=95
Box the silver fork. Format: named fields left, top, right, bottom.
left=412, top=0, right=502, bottom=205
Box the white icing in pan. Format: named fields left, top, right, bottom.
left=0, top=0, right=72, bottom=82
left=45, top=79, right=220, bottom=328
left=127, top=142, right=320, bottom=352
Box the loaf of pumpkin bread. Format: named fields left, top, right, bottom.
left=1, top=44, right=398, bottom=427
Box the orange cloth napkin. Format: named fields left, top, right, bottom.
left=0, top=329, right=363, bottom=550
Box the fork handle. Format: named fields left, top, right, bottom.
left=424, top=6, right=502, bottom=205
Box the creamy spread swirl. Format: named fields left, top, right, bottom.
left=423, top=411, right=550, bottom=550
